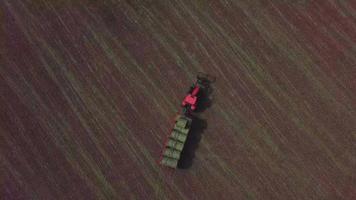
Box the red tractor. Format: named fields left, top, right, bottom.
left=160, top=72, right=214, bottom=168
left=182, top=73, right=213, bottom=114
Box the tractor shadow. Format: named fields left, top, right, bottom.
left=177, top=116, right=207, bottom=169
left=194, top=85, right=214, bottom=113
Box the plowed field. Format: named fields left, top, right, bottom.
left=1, top=1, right=355, bottom=199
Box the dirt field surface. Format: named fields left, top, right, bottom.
left=1, top=0, right=356, bottom=199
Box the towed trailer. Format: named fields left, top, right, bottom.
left=160, top=115, right=192, bottom=168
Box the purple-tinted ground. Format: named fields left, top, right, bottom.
left=1, top=1, right=355, bottom=199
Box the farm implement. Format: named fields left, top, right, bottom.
left=160, top=115, right=192, bottom=168
left=160, top=73, right=213, bottom=168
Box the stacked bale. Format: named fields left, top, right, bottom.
left=160, top=115, right=192, bottom=168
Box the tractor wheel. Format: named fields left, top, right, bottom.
left=182, top=106, right=192, bottom=115
left=182, top=107, right=188, bottom=115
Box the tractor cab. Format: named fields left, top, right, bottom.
left=182, top=86, right=200, bottom=112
